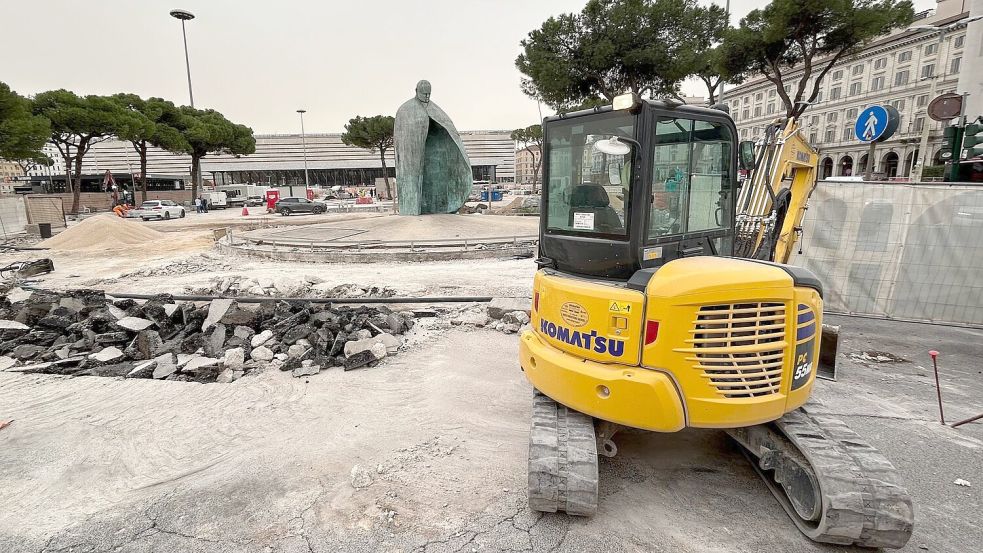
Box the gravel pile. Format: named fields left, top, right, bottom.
left=0, top=286, right=414, bottom=383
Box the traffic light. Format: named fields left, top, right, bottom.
left=963, top=117, right=983, bottom=160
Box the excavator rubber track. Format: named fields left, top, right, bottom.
left=527, top=391, right=598, bottom=516
left=726, top=403, right=914, bottom=549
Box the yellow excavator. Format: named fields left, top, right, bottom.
left=520, top=93, right=913, bottom=548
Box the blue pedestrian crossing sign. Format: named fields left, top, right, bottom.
left=855, top=105, right=900, bottom=143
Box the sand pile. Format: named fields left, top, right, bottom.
left=40, top=214, right=167, bottom=251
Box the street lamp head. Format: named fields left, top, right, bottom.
left=169, top=9, right=195, bottom=21
left=297, top=109, right=306, bottom=114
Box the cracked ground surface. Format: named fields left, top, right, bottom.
left=1, top=299, right=981, bottom=550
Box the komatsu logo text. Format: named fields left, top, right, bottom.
left=540, top=318, right=626, bottom=357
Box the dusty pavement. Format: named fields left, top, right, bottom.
left=2, top=319, right=981, bottom=552
left=1, top=216, right=981, bottom=552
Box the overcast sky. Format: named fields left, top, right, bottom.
left=1, top=0, right=937, bottom=134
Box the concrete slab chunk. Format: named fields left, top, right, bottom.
left=0, top=320, right=30, bottom=331
left=152, top=353, right=177, bottom=379
left=250, top=329, right=274, bottom=348
left=7, top=288, right=32, bottom=304
left=292, top=365, right=320, bottom=378
left=202, top=298, right=234, bottom=331
left=117, top=317, right=155, bottom=332
left=183, top=357, right=221, bottom=372
left=487, top=298, right=531, bottom=320
left=250, top=346, right=274, bottom=362
left=89, top=347, right=124, bottom=364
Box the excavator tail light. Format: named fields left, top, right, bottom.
left=534, top=292, right=540, bottom=312
left=644, top=320, right=660, bottom=345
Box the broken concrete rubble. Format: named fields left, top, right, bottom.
left=0, top=287, right=413, bottom=383
left=487, top=297, right=532, bottom=320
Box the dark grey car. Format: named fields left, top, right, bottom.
left=275, top=197, right=326, bottom=215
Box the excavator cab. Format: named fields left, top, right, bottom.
left=520, top=95, right=913, bottom=548
left=537, top=97, right=737, bottom=279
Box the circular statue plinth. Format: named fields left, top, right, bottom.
left=217, top=213, right=539, bottom=263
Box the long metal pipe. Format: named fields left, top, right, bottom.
left=103, top=292, right=497, bottom=304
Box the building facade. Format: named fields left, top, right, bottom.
left=515, top=145, right=541, bottom=188
left=70, top=130, right=515, bottom=189
left=725, top=0, right=972, bottom=180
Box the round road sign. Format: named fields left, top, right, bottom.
left=927, top=93, right=962, bottom=122
left=855, top=105, right=900, bottom=143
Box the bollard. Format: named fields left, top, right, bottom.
left=929, top=350, right=945, bottom=425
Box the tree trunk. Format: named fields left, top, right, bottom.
left=190, top=155, right=200, bottom=201
left=379, top=149, right=392, bottom=200
left=138, top=141, right=148, bottom=203
left=531, top=150, right=542, bottom=196
left=71, top=140, right=88, bottom=214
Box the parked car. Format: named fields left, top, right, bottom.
left=275, top=197, right=326, bottom=215
left=138, top=200, right=186, bottom=221
left=245, top=195, right=265, bottom=207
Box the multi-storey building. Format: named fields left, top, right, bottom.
left=515, top=145, right=541, bottom=188
left=724, top=0, right=972, bottom=179
left=61, top=130, right=515, bottom=191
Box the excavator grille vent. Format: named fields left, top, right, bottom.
left=682, top=302, right=788, bottom=398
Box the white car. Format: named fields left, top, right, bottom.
left=138, top=200, right=186, bottom=221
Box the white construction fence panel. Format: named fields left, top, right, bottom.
left=797, top=181, right=983, bottom=326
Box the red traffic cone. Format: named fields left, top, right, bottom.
left=241, top=205, right=249, bottom=216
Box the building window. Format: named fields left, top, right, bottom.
left=755, top=92, right=763, bottom=101
left=843, top=127, right=854, bottom=140
left=832, top=70, right=843, bottom=80
left=767, top=103, right=776, bottom=115
left=742, top=109, right=749, bottom=119
left=810, top=132, right=818, bottom=144
left=898, top=50, right=912, bottom=63
left=871, top=76, right=885, bottom=91
left=921, top=63, right=935, bottom=78
left=824, top=129, right=835, bottom=142
left=829, top=112, right=839, bottom=123
left=955, top=35, right=964, bottom=48
left=852, top=64, right=865, bottom=76
left=951, top=57, right=961, bottom=74
left=874, top=57, right=887, bottom=70
left=894, top=70, right=909, bottom=86
left=846, top=108, right=858, bottom=119
left=891, top=99, right=905, bottom=111
left=816, top=90, right=824, bottom=102
left=741, top=128, right=748, bottom=138
left=810, top=115, right=819, bottom=126
left=924, top=42, right=938, bottom=56
left=768, top=89, right=776, bottom=98
left=849, top=82, right=862, bottom=95
left=754, top=106, right=762, bottom=117
left=830, top=87, right=842, bottom=100
left=743, top=96, right=749, bottom=105
left=916, top=94, right=928, bottom=106
left=914, top=117, right=925, bottom=132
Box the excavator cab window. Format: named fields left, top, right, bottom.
left=544, top=112, right=634, bottom=238
left=649, top=118, right=733, bottom=241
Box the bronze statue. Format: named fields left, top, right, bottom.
left=394, top=80, right=472, bottom=215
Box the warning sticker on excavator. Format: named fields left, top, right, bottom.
left=609, top=301, right=631, bottom=313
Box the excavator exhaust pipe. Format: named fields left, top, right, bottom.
left=817, top=323, right=839, bottom=381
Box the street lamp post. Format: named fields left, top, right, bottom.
left=169, top=9, right=196, bottom=108
left=297, top=109, right=309, bottom=198
left=908, top=15, right=983, bottom=182
left=170, top=8, right=200, bottom=198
